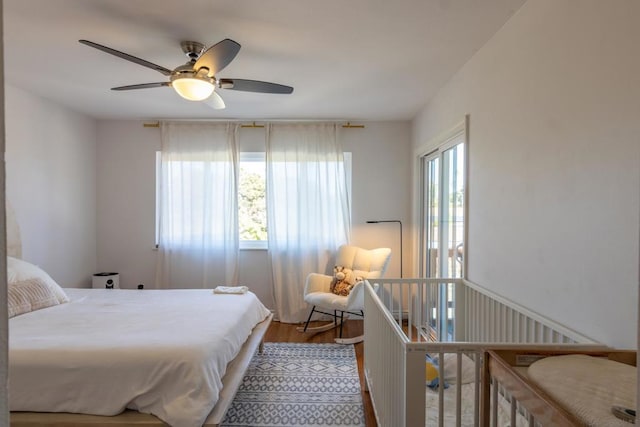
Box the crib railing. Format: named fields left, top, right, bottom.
left=364, top=278, right=600, bottom=427
left=459, top=280, right=595, bottom=344
left=371, top=278, right=596, bottom=345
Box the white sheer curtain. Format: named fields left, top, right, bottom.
left=156, top=122, right=239, bottom=289
left=266, top=123, right=351, bottom=323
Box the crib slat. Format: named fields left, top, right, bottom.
left=456, top=353, right=462, bottom=427
left=474, top=352, right=481, bottom=425
left=491, top=377, right=498, bottom=427
left=438, top=351, right=445, bottom=427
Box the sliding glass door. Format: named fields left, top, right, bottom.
left=423, top=142, right=465, bottom=279
left=420, top=128, right=466, bottom=340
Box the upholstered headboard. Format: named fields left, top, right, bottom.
left=7, top=202, right=22, bottom=259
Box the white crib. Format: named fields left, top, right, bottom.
left=363, top=278, right=605, bottom=426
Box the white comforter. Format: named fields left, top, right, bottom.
left=9, top=288, right=270, bottom=427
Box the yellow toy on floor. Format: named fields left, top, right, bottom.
left=425, top=354, right=449, bottom=390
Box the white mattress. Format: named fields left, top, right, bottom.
left=9, top=288, right=270, bottom=427
left=528, top=354, right=636, bottom=427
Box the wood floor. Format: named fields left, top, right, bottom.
left=264, top=319, right=377, bottom=427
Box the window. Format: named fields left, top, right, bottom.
left=156, top=152, right=352, bottom=250
left=239, top=153, right=267, bottom=249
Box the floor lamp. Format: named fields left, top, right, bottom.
left=366, top=220, right=403, bottom=277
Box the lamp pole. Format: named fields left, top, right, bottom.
left=366, top=220, right=403, bottom=277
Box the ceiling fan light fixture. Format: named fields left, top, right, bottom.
left=170, top=74, right=215, bottom=101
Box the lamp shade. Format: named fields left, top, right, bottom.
left=171, top=76, right=215, bottom=101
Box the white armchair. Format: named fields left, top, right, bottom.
left=298, top=244, right=392, bottom=343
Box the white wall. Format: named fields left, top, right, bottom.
left=5, top=85, right=98, bottom=287
left=95, top=121, right=159, bottom=290
left=95, top=121, right=412, bottom=310
left=346, top=122, right=412, bottom=277
left=412, top=0, right=640, bottom=348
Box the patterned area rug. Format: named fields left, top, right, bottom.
left=221, top=342, right=366, bottom=427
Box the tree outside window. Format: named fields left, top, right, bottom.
left=239, top=159, right=267, bottom=241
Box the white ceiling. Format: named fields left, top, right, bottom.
left=3, top=0, right=526, bottom=121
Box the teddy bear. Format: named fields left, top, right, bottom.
left=329, top=265, right=364, bottom=296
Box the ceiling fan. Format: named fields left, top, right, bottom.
left=79, top=38, right=293, bottom=109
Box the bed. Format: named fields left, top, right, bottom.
left=363, top=278, right=608, bottom=426
left=485, top=348, right=637, bottom=426
left=7, top=255, right=272, bottom=427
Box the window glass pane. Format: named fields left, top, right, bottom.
left=424, top=157, right=439, bottom=332
left=427, top=157, right=439, bottom=277
left=442, top=142, right=465, bottom=278
left=239, top=153, right=267, bottom=242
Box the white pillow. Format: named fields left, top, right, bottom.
left=442, top=352, right=477, bottom=385
left=7, top=256, right=69, bottom=318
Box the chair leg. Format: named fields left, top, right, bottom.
left=334, top=310, right=338, bottom=325
left=335, top=310, right=365, bottom=345
left=303, top=306, right=316, bottom=332
left=339, top=311, right=344, bottom=338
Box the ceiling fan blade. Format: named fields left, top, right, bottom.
left=111, top=82, right=171, bottom=91
left=79, top=40, right=172, bottom=76
left=194, top=39, right=241, bottom=78
left=205, top=91, right=226, bottom=110
left=218, top=78, right=294, bottom=94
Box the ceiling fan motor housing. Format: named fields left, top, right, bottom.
left=180, top=41, right=205, bottom=61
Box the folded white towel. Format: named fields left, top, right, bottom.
left=213, top=285, right=249, bottom=294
